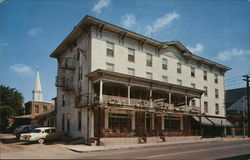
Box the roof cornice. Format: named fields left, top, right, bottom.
left=50, top=15, right=231, bottom=71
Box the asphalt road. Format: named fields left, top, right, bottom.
left=79, top=140, right=250, bottom=160
left=1, top=133, right=250, bottom=159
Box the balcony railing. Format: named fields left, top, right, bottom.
left=61, top=58, right=76, bottom=70
left=101, top=95, right=200, bottom=115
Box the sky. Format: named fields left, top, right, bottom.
left=0, top=0, right=249, bottom=103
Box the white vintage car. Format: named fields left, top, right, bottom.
left=20, top=127, right=57, bottom=144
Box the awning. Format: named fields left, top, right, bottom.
left=193, top=116, right=213, bottom=126
left=207, top=117, right=233, bottom=127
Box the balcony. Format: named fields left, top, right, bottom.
left=61, top=58, right=76, bottom=70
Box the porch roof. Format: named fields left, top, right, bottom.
left=86, top=69, right=204, bottom=97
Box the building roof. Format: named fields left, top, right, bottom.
left=15, top=114, right=35, bottom=119
left=225, top=87, right=246, bottom=108
left=35, top=108, right=56, bottom=119
left=24, top=101, right=54, bottom=105
left=50, top=15, right=230, bottom=72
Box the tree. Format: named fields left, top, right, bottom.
left=0, top=85, right=24, bottom=132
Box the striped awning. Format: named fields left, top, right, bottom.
left=193, top=116, right=213, bottom=126
left=207, top=117, right=233, bottom=127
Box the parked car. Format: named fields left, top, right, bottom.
left=13, top=125, right=38, bottom=139
left=20, top=127, right=62, bottom=144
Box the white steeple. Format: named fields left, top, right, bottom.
left=32, top=70, right=43, bottom=102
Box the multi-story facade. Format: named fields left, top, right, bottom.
left=50, top=16, right=231, bottom=142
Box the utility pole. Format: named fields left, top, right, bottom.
left=242, top=97, right=246, bottom=138
left=243, top=75, right=250, bottom=138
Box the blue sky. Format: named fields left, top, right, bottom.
left=0, top=0, right=249, bottom=102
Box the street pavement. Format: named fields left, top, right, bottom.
left=74, top=140, right=250, bottom=159
left=1, top=133, right=250, bottom=159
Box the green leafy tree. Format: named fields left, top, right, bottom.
left=0, top=85, right=24, bottom=132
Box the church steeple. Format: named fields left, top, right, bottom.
left=32, top=70, right=43, bottom=102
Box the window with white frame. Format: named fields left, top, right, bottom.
left=146, top=72, right=152, bottom=79
left=34, top=105, right=39, bottom=114
left=43, top=105, right=48, bottom=112
left=162, top=76, right=168, bottom=83
left=203, top=71, right=207, bottom=81
left=215, top=89, right=219, bottom=98
left=215, top=103, right=219, bottom=114
left=128, top=68, right=135, bottom=76
left=162, top=58, right=168, bottom=70
left=128, top=48, right=135, bottom=62
left=177, top=79, right=182, bottom=85
left=204, top=86, right=208, bottom=96
left=106, top=41, right=114, bottom=57
left=191, top=83, right=196, bottom=88
left=204, top=101, right=208, bottom=113
left=106, top=63, right=114, bottom=72
left=191, top=67, right=195, bottom=77
left=146, top=53, right=152, bottom=67
left=177, top=63, right=182, bottom=73
left=215, top=74, right=218, bottom=83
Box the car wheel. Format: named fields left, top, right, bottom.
left=16, top=134, right=20, bottom=139
left=38, top=138, right=45, bottom=144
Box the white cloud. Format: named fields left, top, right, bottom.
left=216, top=48, right=250, bottom=61
left=92, top=0, right=111, bottom=14
left=10, top=64, right=33, bottom=75
left=145, top=12, right=179, bottom=35
left=187, top=43, right=204, bottom=55
left=27, top=28, right=42, bottom=36
left=121, top=14, right=136, bottom=29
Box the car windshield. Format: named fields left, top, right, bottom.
left=31, top=129, right=41, bottom=133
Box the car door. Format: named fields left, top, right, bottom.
left=42, top=129, right=50, bottom=139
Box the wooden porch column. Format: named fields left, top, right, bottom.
left=150, top=89, right=153, bottom=108
left=132, top=111, right=135, bottom=130
left=161, top=115, right=164, bottom=130
left=128, top=84, right=131, bottom=105
left=185, top=95, right=188, bottom=112
left=152, top=113, right=154, bottom=130
left=180, top=115, right=184, bottom=130
left=199, top=97, right=202, bottom=114
left=105, top=109, right=108, bottom=129
left=99, top=78, right=103, bottom=103
left=199, top=97, right=202, bottom=136
left=168, top=92, right=172, bottom=104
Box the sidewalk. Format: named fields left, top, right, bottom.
left=64, top=136, right=250, bottom=153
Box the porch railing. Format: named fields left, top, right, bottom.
left=102, top=95, right=200, bottom=115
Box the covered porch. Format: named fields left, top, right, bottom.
left=85, top=69, right=204, bottom=139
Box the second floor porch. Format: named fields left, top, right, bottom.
left=75, top=69, right=204, bottom=115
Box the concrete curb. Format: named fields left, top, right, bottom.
left=223, top=138, right=250, bottom=142
left=64, top=139, right=222, bottom=153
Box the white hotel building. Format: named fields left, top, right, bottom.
left=50, top=16, right=232, bottom=144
